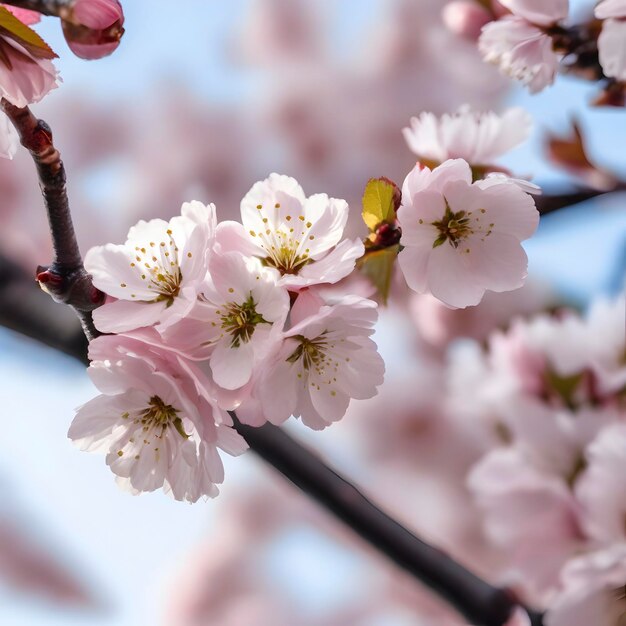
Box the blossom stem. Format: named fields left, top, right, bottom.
left=0, top=100, right=103, bottom=339
left=0, top=0, right=72, bottom=18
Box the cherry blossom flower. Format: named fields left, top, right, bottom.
left=238, top=292, right=385, bottom=430
left=216, top=173, right=364, bottom=290
left=596, top=1, right=626, bottom=82
left=85, top=201, right=216, bottom=334
left=479, top=17, right=560, bottom=93
left=468, top=447, right=585, bottom=598
left=576, top=424, right=626, bottom=545
left=403, top=106, right=532, bottom=168
left=62, top=0, right=125, bottom=60
left=397, top=159, right=539, bottom=309
left=180, top=251, right=290, bottom=391
left=69, top=336, right=247, bottom=502
left=546, top=545, right=626, bottom=626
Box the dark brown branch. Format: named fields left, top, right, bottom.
left=535, top=184, right=626, bottom=216
left=0, top=0, right=72, bottom=18
left=1, top=100, right=103, bottom=339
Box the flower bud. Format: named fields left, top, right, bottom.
left=61, top=0, right=124, bottom=60
left=442, top=1, right=492, bottom=40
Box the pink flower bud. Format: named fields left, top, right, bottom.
left=442, top=1, right=492, bottom=40
left=61, top=0, right=124, bottom=60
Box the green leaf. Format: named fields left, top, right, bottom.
left=362, top=178, right=398, bottom=232
left=357, top=244, right=399, bottom=305
left=0, top=7, right=57, bottom=60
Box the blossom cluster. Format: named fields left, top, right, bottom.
left=450, top=296, right=626, bottom=623
left=72, top=175, right=385, bottom=501
left=444, top=0, right=626, bottom=93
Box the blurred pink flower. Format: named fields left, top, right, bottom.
left=397, top=158, right=539, bottom=308
left=403, top=105, right=532, bottom=168
left=597, top=11, right=626, bottom=82
left=546, top=545, right=626, bottom=626
left=596, top=0, right=626, bottom=18
left=479, top=17, right=559, bottom=93
left=442, top=1, right=493, bottom=40
left=409, top=281, right=554, bottom=349
left=576, top=424, right=626, bottom=545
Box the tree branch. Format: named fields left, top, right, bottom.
left=1, top=100, right=103, bottom=339
left=0, top=0, right=72, bottom=18
left=535, top=185, right=626, bottom=216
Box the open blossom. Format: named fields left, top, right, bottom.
left=0, top=38, right=58, bottom=109
left=176, top=251, right=290, bottom=391
left=238, top=292, right=384, bottom=430
left=596, top=1, right=626, bottom=82
left=397, top=159, right=539, bottom=309
left=216, top=173, right=364, bottom=290
left=546, top=545, right=626, bottom=626
left=576, top=424, right=626, bottom=545
left=403, top=106, right=532, bottom=168
left=69, top=336, right=247, bottom=502
left=479, top=17, right=559, bottom=93
left=85, top=201, right=215, bottom=333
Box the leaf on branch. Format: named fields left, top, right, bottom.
left=0, top=6, right=57, bottom=60
left=545, top=119, right=617, bottom=192
left=357, top=244, right=399, bottom=304
left=362, top=177, right=400, bottom=232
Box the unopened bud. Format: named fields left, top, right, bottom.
left=442, top=1, right=492, bottom=40
left=62, top=0, right=124, bottom=60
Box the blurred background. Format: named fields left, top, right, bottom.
left=0, top=1, right=624, bottom=625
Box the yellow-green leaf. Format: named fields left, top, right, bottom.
left=362, top=178, right=398, bottom=232
left=0, top=7, right=57, bottom=60
left=357, top=244, right=399, bottom=305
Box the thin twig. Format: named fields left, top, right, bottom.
left=0, top=0, right=72, bottom=18
left=1, top=100, right=103, bottom=339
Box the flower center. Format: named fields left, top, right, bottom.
left=249, top=203, right=314, bottom=275
left=131, top=228, right=184, bottom=305
left=431, top=200, right=474, bottom=249
left=221, top=295, right=268, bottom=348
left=131, top=395, right=189, bottom=439
left=287, top=335, right=330, bottom=370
